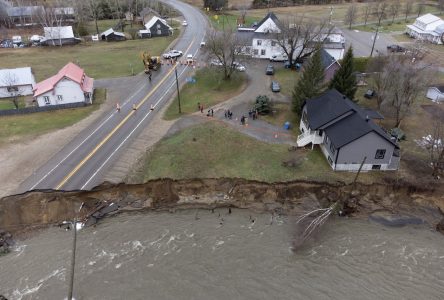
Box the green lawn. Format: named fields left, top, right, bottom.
left=127, top=122, right=379, bottom=184
left=0, top=32, right=178, bottom=81
left=0, top=97, right=26, bottom=110
left=272, top=68, right=300, bottom=96
left=209, top=13, right=262, bottom=31
left=0, top=88, right=106, bottom=146
left=163, top=67, right=247, bottom=120
left=261, top=102, right=299, bottom=134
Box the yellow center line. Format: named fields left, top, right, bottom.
left=55, top=39, right=196, bottom=190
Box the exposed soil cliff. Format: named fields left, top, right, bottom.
left=1, top=178, right=443, bottom=235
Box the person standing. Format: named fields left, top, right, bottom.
left=116, top=102, right=121, bottom=112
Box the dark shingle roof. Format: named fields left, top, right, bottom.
left=305, top=89, right=396, bottom=148
left=435, top=86, right=444, bottom=93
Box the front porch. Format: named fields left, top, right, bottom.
left=297, top=120, right=324, bottom=147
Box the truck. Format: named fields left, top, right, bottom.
left=141, top=51, right=161, bottom=73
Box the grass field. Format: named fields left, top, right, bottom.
left=208, top=13, right=262, bottom=31
left=163, top=67, right=247, bottom=120
left=128, top=122, right=380, bottom=183
left=0, top=88, right=106, bottom=146
left=0, top=32, right=178, bottom=81
left=0, top=97, right=26, bottom=110
left=272, top=68, right=300, bottom=96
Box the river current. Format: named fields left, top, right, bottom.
left=1, top=209, right=444, bottom=300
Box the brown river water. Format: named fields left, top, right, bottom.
left=1, top=209, right=444, bottom=300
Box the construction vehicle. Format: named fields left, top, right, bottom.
left=141, top=51, right=161, bottom=73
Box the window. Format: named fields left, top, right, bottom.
left=372, top=165, right=381, bottom=170
left=271, top=41, right=276, bottom=46
left=329, top=143, right=336, bottom=155
left=157, top=24, right=160, bottom=29
left=375, top=149, right=386, bottom=159
left=325, top=135, right=330, bottom=145
left=257, top=40, right=262, bottom=46
left=261, top=49, right=266, bottom=55
left=43, top=96, right=50, bottom=105
left=157, top=30, right=161, bottom=35
left=57, top=95, right=63, bottom=101
left=318, top=129, right=323, bottom=136
left=7, top=86, right=18, bottom=92
left=253, top=49, right=259, bottom=55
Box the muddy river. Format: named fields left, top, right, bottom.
left=1, top=209, right=444, bottom=300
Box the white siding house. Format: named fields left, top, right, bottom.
left=0, top=67, right=36, bottom=98
left=33, top=62, right=94, bottom=107
left=406, top=14, right=444, bottom=44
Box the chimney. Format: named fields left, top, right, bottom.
left=366, top=115, right=369, bottom=122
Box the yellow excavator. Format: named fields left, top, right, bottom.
left=141, top=51, right=161, bottom=73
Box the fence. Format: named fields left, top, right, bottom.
left=0, top=102, right=89, bottom=117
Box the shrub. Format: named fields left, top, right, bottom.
left=254, top=95, right=272, bottom=115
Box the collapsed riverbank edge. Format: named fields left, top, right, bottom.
left=1, top=178, right=443, bottom=237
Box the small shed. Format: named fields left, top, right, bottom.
left=138, top=29, right=151, bottom=39
left=426, top=86, right=444, bottom=102
left=100, top=28, right=126, bottom=41
left=144, top=16, right=173, bottom=38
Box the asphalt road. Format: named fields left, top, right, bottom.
left=342, top=28, right=396, bottom=57
left=18, top=0, right=208, bottom=192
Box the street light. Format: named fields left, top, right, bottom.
left=67, top=202, right=84, bottom=300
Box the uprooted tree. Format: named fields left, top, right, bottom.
left=273, top=16, right=333, bottom=68
left=424, top=121, right=444, bottom=179
left=206, top=28, right=249, bottom=80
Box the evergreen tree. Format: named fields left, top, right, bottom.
left=329, top=46, right=357, bottom=101
left=292, top=48, right=325, bottom=116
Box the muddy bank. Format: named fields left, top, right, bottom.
left=0, top=178, right=443, bottom=235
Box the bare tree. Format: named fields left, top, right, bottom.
left=404, top=0, right=413, bottom=22
left=424, top=121, right=444, bottom=178
left=373, top=0, right=388, bottom=27
left=381, top=55, right=432, bottom=128
left=389, top=0, right=400, bottom=24
left=274, top=15, right=332, bottom=68
left=1, top=72, right=21, bottom=109
left=86, top=0, right=103, bottom=35
left=206, top=28, right=249, bottom=80
left=439, top=0, right=444, bottom=14
left=344, top=4, right=358, bottom=29
left=236, top=4, right=249, bottom=26
left=417, top=1, right=425, bottom=17
left=363, top=3, right=371, bottom=26
left=368, top=55, right=388, bottom=110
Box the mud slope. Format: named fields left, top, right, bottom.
left=1, top=178, right=443, bottom=235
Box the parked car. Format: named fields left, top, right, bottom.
left=364, top=89, right=376, bottom=99
left=210, top=59, right=223, bottom=66
left=265, top=65, right=274, bottom=75
left=271, top=81, right=280, bottom=92
left=182, top=20, right=188, bottom=26
left=186, top=54, right=194, bottom=64
left=284, top=61, right=302, bottom=70
left=387, top=44, right=406, bottom=53
left=233, top=61, right=246, bottom=72
left=162, top=49, right=183, bottom=59
left=0, top=39, right=13, bottom=48
left=270, top=53, right=288, bottom=62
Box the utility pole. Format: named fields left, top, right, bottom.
left=67, top=202, right=84, bottom=300
left=370, top=26, right=379, bottom=57
left=174, top=63, right=181, bottom=114
left=329, top=6, right=333, bottom=25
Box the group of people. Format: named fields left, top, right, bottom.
left=248, top=109, right=259, bottom=120
left=224, top=109, right=233, bottom=119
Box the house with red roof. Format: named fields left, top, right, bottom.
left=33, top=62, right=94, bottom=107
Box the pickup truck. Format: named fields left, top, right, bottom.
left=387, top=44, right=406, bottom=53
left=162, top=49, right=183, bottom=59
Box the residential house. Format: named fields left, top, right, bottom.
left=236, top=12, right=345, bottom=60
left=0, top=67, right=36, bottom=98
left=406, top=13, right=444, bottom=44
left=144, top=16, right=173, bottom=37
left=41, top=26, right=81, bottom=46
left=426, top=86, right=444, bottom=102
left=100, top=28, right=126, bottom=41
left=320, top=48, right=340, bottom=82
left=6, top=5, right=44, bottom=27
left=33, top=62, right=94, bottom=107
left=297, top=89, right=400, bottom=171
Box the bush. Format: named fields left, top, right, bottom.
left=254, top=95, right=272, bottom=115
left=75, top=22, right=89, bottom=36
left=127, top=28, right=138, bottom=40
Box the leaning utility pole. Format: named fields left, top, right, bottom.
left=370, top=26, right=379, bottom=57
left=174, top=63, right=181, bottom=114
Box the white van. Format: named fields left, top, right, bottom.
left=269, top=53, right=288, bottom=62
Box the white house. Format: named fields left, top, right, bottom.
left=406, top=13, right=444, bottom=44
left=33, top=62, right=94, bottom=107
left=41, top=26, right=81, bottom=46
left=426, top=86, right=444, bottom=102
left=237, top=12, right=345, bottom=60
left=0, top=67, right=36, bottom=98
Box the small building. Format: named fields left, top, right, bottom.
left=138, top=29, right=151, bottom=39
left=144, top=16, right=173, bottom=37
left=41, top=26, right=81, bottom=46
left=406, top=13, right=444, bottom=44
left=33, top=62, right=94, bottom=107
left=426, top=86, right=444, bottom=102
left=100, top=28, right=126, bottom=41
left=0, top=67, right=36, bottom=98
left=320, top=48, right=340, bottom=82
left=6, top=5, right=44, bottom=27
left=297, top=89, right=400, bottom=171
